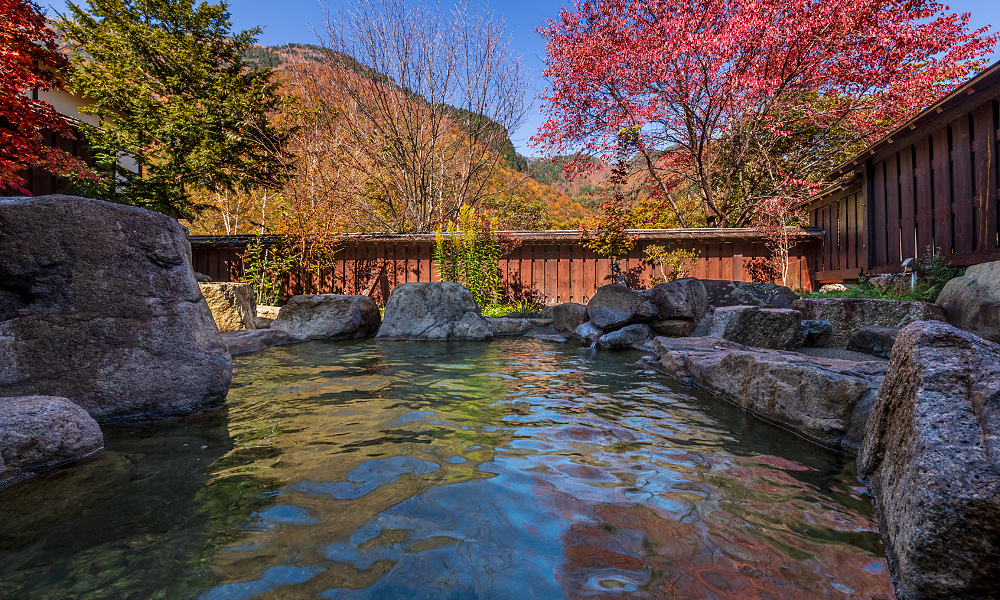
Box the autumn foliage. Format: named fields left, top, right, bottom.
left=0, top=0, right=89, bottom=194
left=535, top=0, right=998, bottom=227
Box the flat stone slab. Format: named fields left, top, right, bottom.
left=652, top=336, right=886, bottom=451
left=221, top=329, right=310, bottom=356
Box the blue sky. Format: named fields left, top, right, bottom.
left=47, top=0, right=1000, bottom=156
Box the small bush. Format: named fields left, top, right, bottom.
left=644, top=245, right=699, bottom=284
left=241, top=237, right=296, bottom=306
left=804, top=246, right=959, bottom=302
left=480, top=299, right=540, bottom=318
left=434, top=206, right=520, bottom=308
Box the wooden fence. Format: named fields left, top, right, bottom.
left=809, top=60, right=1000, bottom=281
left=190, top=229, right=820, bottom=306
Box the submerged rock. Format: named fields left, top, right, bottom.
left=792, top=298, right=947, bottom=347
left=935, top=260, right=1000, bottom=341
left=525, top=332, right=570, bottom=343
left=846, top=326, right=900, bottom=359
left=375, top=282, right=492, bottom=341
left=221, top=329, right=310, bottom=355
left=647, top=278, right=708, bottom=321
left=271, top=294, right=381, bottom=340
left=586, top=284, right=657, bottom=330
left=859, top=321, right=1000, bottom=599
left=652, top=336, right=886, bottom=451
left=0, top=395, right=104, bottom=489
left=706, top=305, right=801, bottom=350
left=198, top=282, right=256, bottom=332
left=596, top=323, right=652, bottom=350
left=700, top=280, right=799, bottom=309
left=552, top=302, right=589, bottom=333
left=0, top=195, right=232, bottom=422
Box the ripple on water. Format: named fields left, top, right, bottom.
left=0, top=339, right=895, bottom=599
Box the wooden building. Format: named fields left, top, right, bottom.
left=807, top=60, right=1000, bottom=283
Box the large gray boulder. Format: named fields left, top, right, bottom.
left=792, top=298, right=947, bottom=347
left=486, top=317, right=533, bottom=336
left=220, top=329, right=310, bottom=356
left=700, top=280, right=799, bottom=309
left=705, top=306, right=801, bottom=350
left=552, top=302, right=589, bottom=333
left=198, top=282, right=256, bottom=332
left=846, top=326, right=901, bottom=359
left=596, top=323, right=652, bottom=351
left=0, top=396, right=104, bottom=490
left=647, top=278, right=708, bottom=321
left=653, top=337, right=886, bottom=451
left=936, top=260, right=1000, bottom=341
left=0, top=195, right=232, bottom=422
left=375, top=282, right=492, bottom=341
left=859, top=321, right=1000, bottom=599
left=586, top=284, right=657, bottom=330
left=271, top=294, right=381, bottom=340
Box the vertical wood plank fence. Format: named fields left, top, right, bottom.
left=809, top=62, right=1000, bottom=281
left=191, top=229, right=819, bottom=306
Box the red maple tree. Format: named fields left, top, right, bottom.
left=533, top=0, right=998, bottom=227
left=0, top=0, right=88, bottom=194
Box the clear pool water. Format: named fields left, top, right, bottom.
left=0, top=340, right=894, bottom=599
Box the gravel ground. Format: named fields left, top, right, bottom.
left=792, top=347, right=888, bottom=362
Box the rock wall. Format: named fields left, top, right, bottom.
left=792, top=298, right=947, bottom=347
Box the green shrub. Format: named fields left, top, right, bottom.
left=480, top=299, right=540, bottom=318
left=434, top=206, right=518, bottom=309
left=240, top=237, right=296, bottom=306
left=804, top=246, right=959, bottom=302
left=644, top=245, right=699, bottom=284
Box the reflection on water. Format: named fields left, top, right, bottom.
left=0, top=340, right=894, bottom=599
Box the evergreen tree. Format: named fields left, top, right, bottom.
left=58, top=0, right=290, bottom=218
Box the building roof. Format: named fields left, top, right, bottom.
left=826, top=59, right=1000, bottom=182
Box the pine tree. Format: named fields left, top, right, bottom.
left=58, top=0, right=291, bottom=218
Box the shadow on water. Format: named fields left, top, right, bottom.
left=0, top=340, right=894, bottom=599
